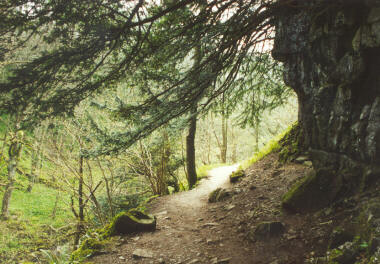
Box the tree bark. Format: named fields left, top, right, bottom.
left=74, top=155, right=84, bottom=248
left=27, top=125, right=47, bottom=192
left=1, top=131, right=23, bottom=220
left=221, top=114, right=228, bottom=163
left=186, top=105, right=197, bottom=189
left=230, top=127, right=237, bottom=163
left=254, top=115, right=259, bottom=152
left=27, top=147, right=38, bottom=192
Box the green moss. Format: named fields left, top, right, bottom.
left=101, top=209, right=156, bottom=237
left=278, top=123, right=301, bottom=163
left=328, top=248, right=343, bottom=263
left=282, top=171, right=317, bottom=211
left=229, top=169, right=245, bottom=183
left=70, top=238, right=107, bottom=262
left=368, top=254, right=380, bottom=264
left=282, top=168, right=346, bottom=212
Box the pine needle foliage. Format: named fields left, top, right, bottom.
left=0, top=0, right=289, bottom=155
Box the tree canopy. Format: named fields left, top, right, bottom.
left=0, top=0, right=288, bottom=154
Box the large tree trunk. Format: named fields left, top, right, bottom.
left=1, top=131, right=23, bottom=220
left=186, top=105, right=197, bottom=189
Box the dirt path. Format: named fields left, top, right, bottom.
left=93, top=154, right=327, bottom=264
left=167, top=164, right=239, bottom=209
left=93, top=164, right=258, bottom=264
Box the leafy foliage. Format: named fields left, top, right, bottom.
left=0, top=0, right=285, bottom=153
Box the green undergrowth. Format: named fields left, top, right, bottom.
left=5, top=184, right=72, bottom=226
left=70, top=236, right=110, bottom=263
left=0, top=184, right=74, bottom=263
left=240, top=124, right=295, bottom=170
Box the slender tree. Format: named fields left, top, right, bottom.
left=186, top=105, right=198, bottom=188
left=1, top=126, right=24, bottom=220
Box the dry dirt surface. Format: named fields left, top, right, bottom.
left=92, top=153, right=334, bottom=264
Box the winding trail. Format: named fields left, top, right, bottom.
left=170, top=165, right=239, bottom=209
left=93, top=154, right=316, bottom=264
left=93, top=164, right=257, bottom=264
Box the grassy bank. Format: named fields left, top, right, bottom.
left=0, top=184, right=73, bottom=263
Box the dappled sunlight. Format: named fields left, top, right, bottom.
left=206, top=164, right=239, bottom=191
left=168, top=164, right=239, bottom=209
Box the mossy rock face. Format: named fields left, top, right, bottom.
left=229, top=170, right=245, bottom=183
left=208, top=188, right=230, bottom=203
left=104, top=209, right=156, bottom=236
left=282, top=168, right=344, bottom=213
left=278, top=123, right=303, bottom=163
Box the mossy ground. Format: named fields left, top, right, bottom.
left=70, top=237, right=109, bottom=263
left=71, top=208, right=157, bottom=262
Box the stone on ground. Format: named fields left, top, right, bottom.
left=132, top=248, right=154, bottom=259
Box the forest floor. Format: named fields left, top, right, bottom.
left=91, top=153, right=336, bottom=264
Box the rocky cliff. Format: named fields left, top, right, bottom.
left=272, top=0, right=380, bottom=207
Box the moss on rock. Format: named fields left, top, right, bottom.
left=102, top=209, right=156, bottom=237
left=208, top=188, right=230, bottom=203
left=282, top=168, right=344, bottom=213
left=70, top=238, right=107, bottom=262
left=229, top=170, right=245, bottom=183
left=278, top=123, right=303, bottom=163
left=71, top=208, right=156, bottom=262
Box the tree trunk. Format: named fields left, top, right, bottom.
left=230, top=127, right=237, bottom=163
left=221, top=114, right=228, bottom=163
left=186, top=105, right=197, bottom=189
left=74, top=155, right=84, bottom=248
left=27, top=125, right=47, bottom=192
left=254, top=115, right=259, bottom=152
left=26, top=148, right=38, bottom=192
left=157, top=129, right=169, bottom=195
left=1, top=131, right=23, bottom=220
